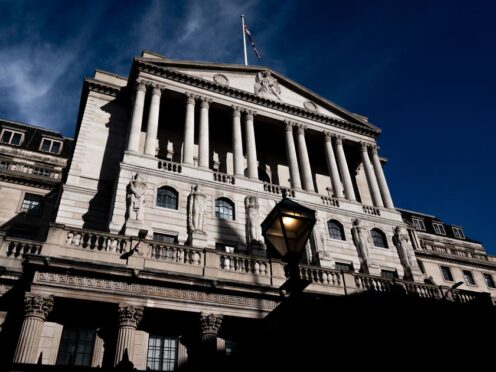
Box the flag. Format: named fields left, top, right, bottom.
left=244, top=24, right=262, bottom=60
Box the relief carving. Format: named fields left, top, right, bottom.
left=127, top=173, right=147, bottom=222
left=254, top=71, right=281, bottom=100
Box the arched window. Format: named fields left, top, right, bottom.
left=156, top=186, right=178, bottom=209
left=371, top=228, right=388, bottom=248
left=327, top=220, right=345, bottom=240
left=215, top=198, right=234, bottom=220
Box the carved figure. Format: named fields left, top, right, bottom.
left=393, top=226, right=417, bottom=279
left=245, top=196, right=262, bottom=245
left=254, top=71, right=281, bottom=100
left=188, top=185, right=206, bottom=232
left=351, top=219, right=370, bottom=273
left=312, top=211, right=328, bottom=257
left=127, top=173, right=147, bottom=221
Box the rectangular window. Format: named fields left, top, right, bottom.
left=225, top=340, right=239, bottom=357
left=432, top=223, right=446, bottom=235
left=463, top=270, right=476, bottom=286
left=20, top=193, right=43, bottom=216
left=0, top=129, right=23, bottom=146
left=32, top=167, right=51, bottom=177
left=153, top=233, right=178, bottom=244
left=483, top=273, right=496, bottom=289
left=335, top=262, right=353, bottom=272
left=40, top=138, right=63, bottom=154
left=216, top=242, right=236, bottom=253
left=452, top=227, right=465, bottom=239
left=147, top=335, right=177, bottom=371
left=412, top=218, right=426, bottom=231
left=380, top=270, right=398, bottom=280
left=440, top=266, right=454, bottom=282
left=56, top=327, right=96, bottom=367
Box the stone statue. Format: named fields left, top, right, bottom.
left=166, top=140, right=174, bottom=160
left=127, top=173, right=147, bottom=221
left=188, top=185, right=207, bottom=232
left=351, top=219, right=370, bottom=273
left=245, top=196, right=263, bottom=246
left=254, top=71, right=281, bottom=100
left=312, top=211, right=328, bottom=259
left=393, top=226, right=418, bottom=280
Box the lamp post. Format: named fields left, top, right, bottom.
left=261, top=194, right=316, bottom=294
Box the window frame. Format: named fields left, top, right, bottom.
left=216, top=242, right=237, bottom=253
left=56, top=327, right=96, bottom=367
left=335, top=262, right=353, bottom=273
left=40, top=137, right=63, bottom=154
left=147, top=335, right=178, bottom=371
left=0, top=128, right=25, bottom=146
left=432, top=223, right=446, bottom=235
left=380, top=269, right=398, bottom=280
left=153, top=232, right=178, bottom=244
left=327, top=219, right=345, bottom=241
left=18, top=192, right=44, bottom=217
left=462, top=270, right=476, bottom=286
left=215, top=197, right=235, bottom=221
left=452, top=226, right=465, bottom=239
left=412, top=218, right=426, bottom=231
left=371, top=228, right=388, bottom=248
left=156, top=186, right=179, bottom=210
left=483, top=273, right=496, bottom=289
left=440, top=265, right=454, bottom=282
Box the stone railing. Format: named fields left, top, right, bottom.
left=1, top=237, right=43, bottom=258
left=0, top=158, right=62, bottom=181
left=353, top=273, right=392, bottom=292
left=158, top=160, right=182, bottom=173
left=418, top=241, right=489, bottom=261
left=403, top=282, right=442, bottom=299
left=363, top=205, right=381, bottom=216
left=321, top=196, right=340, bottom=208
left=148, top=242, right=203, bottom=266
left=263, top=183, right=295, bottom=197
left=296, top=265, right=343, bottom=286
left=65, top=229, right=130, bottom=254
left=219, top=253, right=269, bottom=276
left=213, top=172, right=235, bottom=184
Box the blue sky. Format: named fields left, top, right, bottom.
left=1, top=0, right=495, bottom=253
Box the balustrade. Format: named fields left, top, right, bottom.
left=65, top=229, right=129, bottom=254
left=362, top=205, right=381, bottom=216
left=149, top=243, right=202, bottom=266
left=213, top=172, right=235, bottom=184
left=263, top=183, right=295, bottom=197
left=219, top=253, right=269, bottom=276
left=321, top=196, right=340, bottom=207
left=2, top=238, right=42, bottom=258
left=158, top=160, right=182, bottom=173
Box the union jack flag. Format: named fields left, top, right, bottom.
left=244, top=24, right=261, bottom=60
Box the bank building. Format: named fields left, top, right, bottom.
left=0, top=51, right=494, bottom=370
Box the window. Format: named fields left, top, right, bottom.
left=412, top=218, right=426, bottom=231
left=440, top=266, right=454, bottom=282
left=225, top=340, right=239, bottom=356
left=327, top=220, right=345, bottom=240
left=381, top=270, right=398, bottom=280
left=432, top=223, right=446, bottom=235
left=463, top=270, right=476, bottom=286
left=147, top=335, right=177, bottom=371
left=371, top=228, right=388, bottom=248
left=56, top=327, right=96, bottom=366
left=156, top=187, right=178, bottom=209
left=452, top=227, right=465, bottom=239
left=335, top=262, right=353, bottom=272
left=20, top=193, right=43, bottom=216
left=0, top=129, right=23, bottom=146
left=483, top=273, right=496, bottom=289
left=32, top=167, right=51, bottom=177
left=216, top=242, right=236, bottom=253
left=40, top=138, right=63, bottom=154
left=153, top=233, right=177, bottom=244
left=215, top=198, right=234, bottom=220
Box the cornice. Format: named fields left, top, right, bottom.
left=85, top=78, right=122, bottom=97
left=0, top=170, right=59, bottom=189
left=416, top=250, right=496, bottom=272
left=136, top=60, right=380, bottom=138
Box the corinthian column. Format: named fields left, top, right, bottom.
left=334, top=135, right=356, bottom=201
left=114, top=304, right=144, bottom=366
left=13, top=293, right=54, bottom=364
left=144, top=85, right=163, bottom=156
left=232, top=106, right=244, bottom=176
left=200, top=312, right=223, bottom=364
left=370, top=146, right=394, bottom=209
left=284, top=121, right=302, bottom=189
left=360, top=142, right=384, bottom=207
left=127, top=80, right=147, bottom=153
left=324, top=132, right=344, bottom=198
left=198, top=97, right=212, bottom=168
left=245, top=110, right=258, bottom=179
left=182, top=93, right=196, bottom=165
left=296, top=124, right=314, bottom=191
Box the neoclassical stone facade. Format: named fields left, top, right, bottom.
left=0, top=51, right=494, bottom=370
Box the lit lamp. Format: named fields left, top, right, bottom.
left=261, top=195, right=316, bottom=293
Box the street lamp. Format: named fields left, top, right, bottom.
left=261, top=194, right=316, bottom=293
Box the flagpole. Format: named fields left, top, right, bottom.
left=241, top=15, right=248, bottom=66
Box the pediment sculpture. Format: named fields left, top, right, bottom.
left=254, top=71, right=281, bottom=100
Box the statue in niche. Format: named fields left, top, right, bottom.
left=351, top=219, right=370, bottom=274
left=166, top=140, right=174, bottom=161
left=254, top=71, right=281, bottom=100
left=127, top=173, right=147, bottom=222
left=245, top=196, right=263, bottom=246
left=393, top=226, right=417, bottom=280
left=188, top=185, right=207, bottom=232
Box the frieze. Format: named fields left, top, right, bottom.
left=35, top=272, right=277, bottom=311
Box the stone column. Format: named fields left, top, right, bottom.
left=198, top=97, right=212, bottom=169
left=182, top=93, right=196, bottom=165
left=360, top=142, right=384, bottom=207
left=324, top=131, right=344, bottom=198
left=296, top=124, right=314, bottom=192
left=370, top=146, right=394, bottom=208
left=284, top=121, right=302, bottom=189
left=91, top=329, right=105, bottom=368
left=334, top=135, right=356, bottom=201
left=127, top=80, right=147, bottom=153
left=114, top=304, right=144, bottom=366
left=200, top=312, right=223, bottom=365
left=232, top=106, right=244, bottom=176
left=245, top=110, right=258, bottom=179
left=144, top=85, right=163, bottom=156
left=13, top=293, right=54, bottom=364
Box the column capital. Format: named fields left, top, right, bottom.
left=232, top=105, right=242, bottom=117
left=333, top=134, right=344, bottom=145
left=284, top=120, right=295, bottom=131
left=136, top=79, right=147, bottom=93
left=199, top=96, right=212, bottom=109
left=117, top=304, right=144, bottom=328
left=296, top=123, right=307, bottom=135
left=200, top=312, right=223, bottom=336
left=370, top=145, right=379, bottom=155
left=323, top=131, right=333, bottom=142
left=244, top=109, right=257, bottom=120
left=185, top=92, right=197, bottom=105
left=360, top=141, right=374, bottom=151
left=150, top=83, right=164, bottom=96
left=24, top=293, right=54, bottom=320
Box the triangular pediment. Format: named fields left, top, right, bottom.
left=135, top=55, right=379, bottom=134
